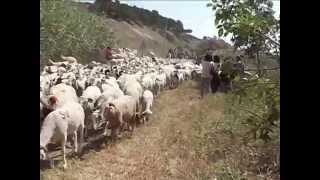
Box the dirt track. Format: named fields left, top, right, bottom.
left=41, top=81, right=216, bottom=180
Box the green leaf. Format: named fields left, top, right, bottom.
left=206, top=3, right=213, bottom=7
left=212, top=5, right=217, bottom=11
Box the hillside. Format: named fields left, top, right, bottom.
left=76, top=1, right=230, bottom=60
left=100, top=18, right=202, bottom=58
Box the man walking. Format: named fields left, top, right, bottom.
left=200, top=53, right=214, bottom=98
left=211, top=55, right=221, bottom=93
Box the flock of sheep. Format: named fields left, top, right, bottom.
left=40, top=48, right=201, bottom=169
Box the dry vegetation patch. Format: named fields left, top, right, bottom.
left=41, top=81, right=279, bottom=180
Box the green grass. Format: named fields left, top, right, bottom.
left=186, top=80, right=279, bottom=180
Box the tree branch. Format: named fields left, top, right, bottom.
left=256, top=31, right=280, bottom=47
left=245, top=67, right=280, bottom=71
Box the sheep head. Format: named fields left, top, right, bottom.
left=104, top=103, right=120, bottom=120
left=48, top=96, right=58, bottom=110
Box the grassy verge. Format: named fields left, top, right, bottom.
left=40, top=81, right=279, bottom=180
left=186, top=80, right=280, bottom=180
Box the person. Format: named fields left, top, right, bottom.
left=105, top=47, right=113, bottom=61
left=234, top=56, right=245, bottom=77
left=168, top=48, right=173, bottom=59
left=219, top=58, right=234, bottom=92
left=200, top=53, right=215, bottom=98
left=211, top=55, right=221, bottom=93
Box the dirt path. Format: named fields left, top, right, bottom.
left=41, top=81, right=219, bottom=180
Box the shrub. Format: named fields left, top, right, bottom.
left=225, top=76, right=280, bottom=144
left=40, top=0, right=115, bottom=69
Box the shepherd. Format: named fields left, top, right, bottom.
left=211, top=55, right=221, bottom=93
left=200, top=53, right=215, bottom=98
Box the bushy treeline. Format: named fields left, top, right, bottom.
left=40, top=0, right=115, bottom=68
left=91, top=0, right=186, bottom=35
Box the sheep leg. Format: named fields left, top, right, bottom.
left=78, top=125, right=84, bottom=156
left=84, top=127, right=88, bottom=141
left=110, top=127, right=119, bottom=141
left=157, top=87, right=160, bottom=96
left=73, top=131, right=78, bottom=154
left=130, top=117, right=135, bottom=132
left=103, top=121, right=109, bottom=137
left=62, top=136, right=67, bottom=169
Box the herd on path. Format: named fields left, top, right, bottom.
left=40, top=48, right=202, bottom=169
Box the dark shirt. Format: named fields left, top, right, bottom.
left=106, top=48, right=113, bottom=60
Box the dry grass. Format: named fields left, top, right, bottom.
left=40, top=81, right=279, bottom=180
left=103, top=18, right=193, bottom=58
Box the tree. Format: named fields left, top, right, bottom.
left=207, top=0, right=279, bottom=76
left=94, top=0, right=111, bottom=14
left=176, top=20, right=184, bottom=33
left=151, top=10, right=160, bottom=28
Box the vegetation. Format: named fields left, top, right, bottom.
left=206, top=0, right=280, bottom=144
left=92, top=0, right=185, bottom=35
left=195, top=36, right=232, bottom=56
left=190, top=80, right=279, bottom=179
left=40, top=0, right=115, bottom=68
left=170, top=0, right=283, bottom=179
left=208, top=0, right=280, bottom=74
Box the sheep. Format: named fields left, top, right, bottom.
left=117, top=74, right=139, bottom=90
left=141, top=73, right=156, bottom=91
left=81, top=86, right=101, bottom=105
left=47, top=83, right=78, bottom=109
left=102, top=77, right=120, bottom=91
left=93, top=86, right=124, bottom=129
left=40, top=75, right=52, bottom=95
left=154, top=72, right=167, bottom=96
left=61, top=55, right=78, bottom=64
left=40, top=48, right=198, bottom=163
left=122, top=81, right=143, bottom=117
left=60, top=73, right=77, bottom=87
left=176, top=70, right=185, bottom=84
left=102, top=95, right=137, bottom=139
left=140, top=90, right=154, bottom=123
left=79, top=86, right=101, bottom=133
left=95, top=84, right=124, bottom=107
left=40, top=102, right=84, bottom=169
left=48, top=59, right=69, bottom=67
left=75, top=76, right=87, bottom=97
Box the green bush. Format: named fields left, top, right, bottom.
left=224, top=76, right=280, bottom=144
left=40, top=0, right=115, bottom=68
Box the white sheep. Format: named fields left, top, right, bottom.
left=61, top=55, right=78, bottom=64
left=155, top=72, right=167, bottom=95
left=102, top=95, right=137, bottom=139
left=81, top=86, right=101, bottom=101
left=141, top=73, right=156, bottom=91
left=94, top=85, right=125, bottom=128
left=103, top=77, right=120, bottom=90
left=47, top=83, right=78, bottom=110
left=40, top=102, right=84, bottom=169
left=141, top=90, right=154, bottom=123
